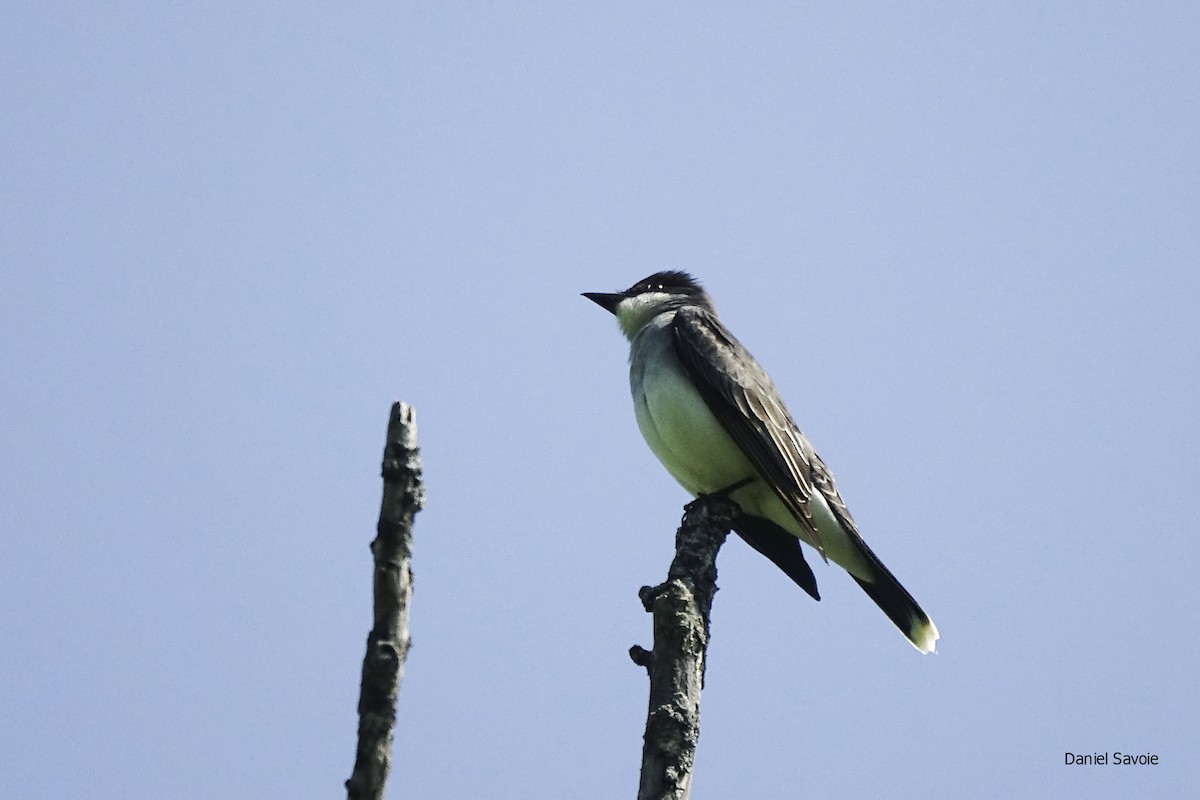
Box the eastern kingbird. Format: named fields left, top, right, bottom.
left=584, top=271, right=939, bottom=653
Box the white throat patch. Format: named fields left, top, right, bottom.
left=615, top=292, right=676, bottom=339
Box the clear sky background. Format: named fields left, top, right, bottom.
left=3, top=3, right=1198, bottom=798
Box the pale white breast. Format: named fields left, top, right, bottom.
left=629, top=321, right=754, bottom=496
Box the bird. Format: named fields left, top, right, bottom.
left=583, top=270, right=939, bottom=653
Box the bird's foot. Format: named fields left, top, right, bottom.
left=684, top=476, right=755, bottom=514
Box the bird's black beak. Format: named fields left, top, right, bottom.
left=582, top=292, right=623, bottom=314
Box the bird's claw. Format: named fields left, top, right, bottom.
left=684, top=476, right=754, bottom=514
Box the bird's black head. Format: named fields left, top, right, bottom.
left=623, top=270, right=705, bottom=299
left=582, top=270, right=710, bottom=313
left=582, top=271, right=714, bottom=337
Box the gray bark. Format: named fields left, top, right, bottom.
left=346, top=402, right=425, bottom=800
left=631, top=495, right=737, bottom=800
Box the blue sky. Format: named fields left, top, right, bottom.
left=2, top=3, right=1198, bottom=798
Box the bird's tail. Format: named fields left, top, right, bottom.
left=851, top=543, right=939, bottom=654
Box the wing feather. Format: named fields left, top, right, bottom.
left=672, top=306, right=831, bottom=556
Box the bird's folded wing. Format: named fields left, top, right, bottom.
left=672, top=306, right=830, bottom=557
left=809, top=450, right=862, bottom=538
